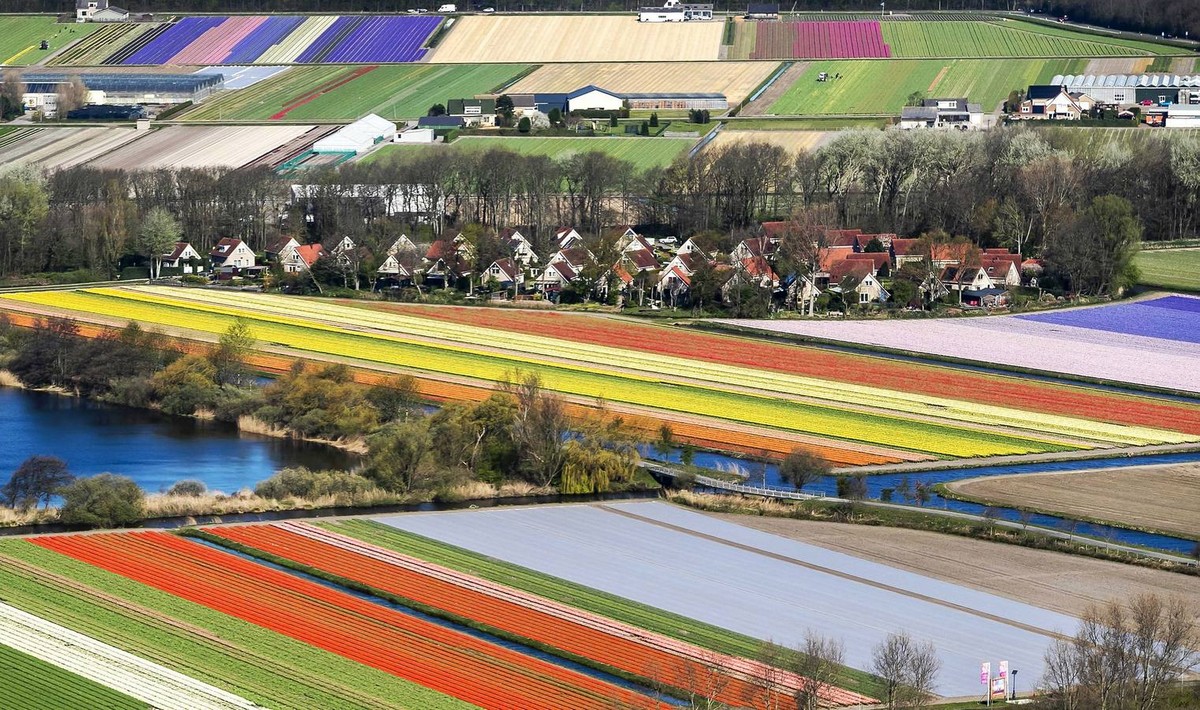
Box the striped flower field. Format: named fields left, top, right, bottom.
left=3, top=286, right=1198, bottom=466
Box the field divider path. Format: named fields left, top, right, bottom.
left=595, top=504, right=1070, bottom=642
left=0, top=598, right=261, bottom=710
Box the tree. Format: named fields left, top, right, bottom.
left=777, top=449, right=830, bottom=492
left=166, top=479, right=206, bottom=497
left=55, top=76, right=89, bottom=117
left=871, top=632, right=941, bottom=709
left=609, top=114, right=618, bottom=128
left=136, top=206, right=181, bottom=279
left=59, top=474, right=145, bottom=529
left=649, top=112, right=659, bottom=127
left=427, top=103, right=446, bottom=117
left=502, top=373, right=568, bottom=488
left=793, top=631, right=846, bottom=710
left=548, top=107, right=562, bottom=126
left=2, top=456, right=73, bottom=510
left=1046, top=195, right=1142, bottom=296
left=639, top=121, right=650, bottom=136
left=363, top=420, right=429, bottom=492
left=517, top=116, right=531, bottom=133
left=1, top=70, right=26, bottom=121
left=905, top=90, right=926, bottom=107
left=211, top=318, right=255, bottom=387
left=1040, top=594, right=1198, bottom=710
left=495, top=94, right=514, bottom=127
left=150, top=354, right=221, bottom=416
left=0, top=168, right=49, bottom=277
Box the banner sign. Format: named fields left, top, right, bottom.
left=999, top=661, right=1008, bottom=679
left=980, top=662, right=990, bottom=686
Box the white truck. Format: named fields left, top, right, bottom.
left=437, top=4, right=457, bottom=12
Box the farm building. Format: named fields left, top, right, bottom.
left=76, top=0, right=128, bottom=21
left=447, top=98, right=497, bottom=127
left=567, top=85, right=727, bottom=112
left=418, top=116, right=466, bottom=130
left=508, top=93, right=569, bottom=116
left=21, top=73, right=224, bottom=106
left=1146, top=105, right=1200, bottom=128
left=1049, top=74, right=1200, bottom=107
left=312, top=114, right=396, bottom=154
left=745, top=3, right=779, bottom=20
left=637, top=0, right=713, bottom=22
left=899, top=98, right=983, bottom=130
left=1019, top=85, right=1094, bottom=120
left=397, top=128, right=436, bottom=143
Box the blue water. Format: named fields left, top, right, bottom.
left=652, top=448, right=1200, bottom=555
left=0, top=388, right=353, bottom=495
left=195, top=538, right=686, bottom=705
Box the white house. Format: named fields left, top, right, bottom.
left=161, top=242, right=201, bottom=274
left=555, top=226, right=583, bottom=250
left=386, top=234, right=420, bottom=256
left=567, top=86, right=625, bottom=113
left=92, top=5, right=129, bottom=21
left=536, top=261, right=577, bottom=291
left=281, top=243, right=324, bottom=273
left=676, top=237, right=708, bottom=258
left=637, top=0, right=712, bottom=21
left=209, top=238, right=255, bottom=270
left=500, top=228, right=540, bottom=267
left=329, top=236, right=357, bottom=257
left=397, top=127, right=435, bottom=144
left=899, top=98, right=984, bottom=130
left=484, top=257, right=522, bottom=288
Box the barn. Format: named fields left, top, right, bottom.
left=567, top=85, right=625, bottom=112
left=1050, top=74, right=1200, bottom=107
left=567, top=85, right=727, bottom=112
left=313, top=114, right=397, bottom=154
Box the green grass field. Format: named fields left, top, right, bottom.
left=180, top=64, right=530, bottom=122
left=882, top=19, right=1183, bottom=58
left=0, top=540, right=471, bottom=710
left=1134, top=249, right=1200, bottom=292
left=366, top=136, right=693, bottom=170
left=0, top=643, right=147, bottom=710
left=768, top=58, right=1086, bottom=115
left=0, top=17, right=98, bottom=65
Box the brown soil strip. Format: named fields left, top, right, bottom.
left=945, top=463, right=1200, bottom=540
left=926, top=65, right=949, bottom=93
left=700, top=514, right=1200, bottom=621
left=596, top=504, right=1069, bottom=640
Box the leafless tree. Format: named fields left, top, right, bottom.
left=501, top=372, right=569, bottom=488
left=672, top=648, right=731, bottom=710
left=793, top=630, right=846, bottom=710
left=745, top=640, right=792, bottom=710
left=871, top=632, right=941, bottom=709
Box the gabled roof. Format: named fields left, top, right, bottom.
left=425, top=240, right=455, bottom=261
left=265, top=236, right=299, bottom=255
left=737, top=236, right=776, bottom=259
left=845, top=251, right=890, bottom=271
left=940, top=265, right=984, bottom=284
left=418, top=115, right=465, bottom=128
left=675, top=251, right=705, bottom=274
left=1027, top=84, right=1069, bottom=101
left=624, top=248, right=659, bottom=272
left=660, top=264, right=692, bottom=287
left=559, top=246, right=592, bottom=268
left=294, top=244, right=324, bottom=267
left=901, top=106, right=939, bottom=121
left=210, top=237, right=245, bottom=258
left=566, top=85, right=624, bottom=100
left=447, top=98, right=496, bottom=115
left=163, top=241, right=194, bottom=261
left=739, top=256, right=777, bottom=281
left=613, top=264, right=634, bottom=286
left=829, top=259, right=876, bottom=283
left=487, top=257, right=521, bottom=282
left=547, top=261, right=576, bottom=282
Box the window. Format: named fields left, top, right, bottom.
left=859, top=291, right=870, bottom=304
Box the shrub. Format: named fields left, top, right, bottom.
left=254, top=467, right=378, bottom=501
left=518, top=116, right=531, bottom=133
left=59, top=474, right=145, bottom=529
left=166, top=479, right=207, bottom=497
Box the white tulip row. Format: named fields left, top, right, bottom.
left=0, top=601, right=262, bottom=710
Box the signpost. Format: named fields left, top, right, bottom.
left=981, top=661, right=1010, bottom=705
left=981, top=662, right=991, bottom=706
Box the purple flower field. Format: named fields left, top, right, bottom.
left=1019, top=295, right=1200, bottom=345
left=728, top=295, right=1200, bottom=393
left=120, top=15, right=441, bottom=65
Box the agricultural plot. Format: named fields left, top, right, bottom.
left=0, top=17, right=98, bottom=66
left=367, top=136, right=694, bottom=171
left=429, top=15, right=724, bottom=63
left=0, top=643, right=146, bottom=710
left=32, top=531, right=662, bottom=710
left=1133, top=249, right=1200, bottom=292
left=881, top=19, right=1178, bottom=57
left=0, top=539, right=467, bottom=710
left=210, top=522, right=874, bottom=707
left=507, top=62, right=777, bottom=106
left=0, top=601, right=257, bottom=710
left=707, top=129, right=836, bottom=153
left=7, top=286, right=1200, bottom=464
left=47, top=22, right=161, bottom=66
left=0, top=127, right=144, bottom=173
left=750, top=21, right=891, bottom=60
left=945, top=463, right=1200, bottom=540
left=767, top=58, right=1084, bottom=115
left=380, top=501, right=1079, bottom=697
left=87, top=126, right=314, bottom=170
left=180, top=64, right=527, bottom=122
left=728, top=294, right=1200, bottom=393
left=118, top=15, right=441, bottom=65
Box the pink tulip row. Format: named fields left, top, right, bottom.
left=752, top=20, right=890, bottom=59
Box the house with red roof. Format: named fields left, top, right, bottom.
left=161, top=241, right=202, bottom=275
left=281, top=243, right=324, bottom=273
left=209, top=238, right=255, bottom=271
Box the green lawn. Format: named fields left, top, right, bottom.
left=1134, top=249, right=1200, bottom=292
left=769, top=58, right=1085, bottom=115
left=180, top=64, right=530, bottom=122
left=0, top=643, right=147, bottom=710
left=882, top=19, right=1182, bottom=58
left=0, top=17, right=98, bottom=65
left=0, top=540, right=471, bottom=710
left=366, top=135, right=693, bottom=170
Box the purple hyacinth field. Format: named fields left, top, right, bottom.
left=1018, top=295, right=1200, bottom=345
left=751, top=21, right=891, bottom=60
left=728, top=295, right=1200, bottom=393
left=120, top=15, right=441, bottom=65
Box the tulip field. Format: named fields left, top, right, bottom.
left=4, top=286, right=1200, bottom=467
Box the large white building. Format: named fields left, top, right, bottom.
left=637, top=0, right=712, bottom=22
left=1049, top=74, right=1200, bottom=106
left=312, top=114, right=397, bottom=154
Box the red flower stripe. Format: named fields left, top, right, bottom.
left=359, top=302, right=1200, bottom=437
left=31, top=532, right=662, bottom=710
left=210, top=523, right=876, bottom=708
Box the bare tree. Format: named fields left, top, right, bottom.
left=793, top=630, right=846, bottom=710
left=745, top=640, right=792, bottom=710
left=673, top=648, right=731, bottom=710
left=501, top=372, right=569, bottom=488
left=777, top=448, right=831, bottom=493
left=871, top=632, right=941, bottom=709
left=55, top=76, right=89, bottom=118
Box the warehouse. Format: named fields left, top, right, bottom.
left=21, top=73, right=224, bottom=106
left=567, top=85, right=727, bottom=112
left=312, top=114, right=397, bottom=154
left=1050, top=74, right=1200, bottom=107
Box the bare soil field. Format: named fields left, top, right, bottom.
left=429, top=16, right=724, bottom=63
left=507, top=61, right=778, bottom=105
left=89, top=125, right=314, bottom=171
left=706, top=512, right=1200, bottom=620
left=1082, top=57, right=1153, bottom=74
left=945, top=464, right=1200, bottom=540
left=706, top=129, right=835, bottom=153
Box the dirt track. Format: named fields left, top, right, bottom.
left=945, top=464, right=1200, bottom=540
left=705, top=513, right=1200, bottom=621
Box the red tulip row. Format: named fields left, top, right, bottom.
left=31, top=531, right=664, bottom=710
left=210, top=522, right=876, bottom=708
left=359, top=302, right=1200, bottom=437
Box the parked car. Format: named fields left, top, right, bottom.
left=481, top=6, right=495, bottom=11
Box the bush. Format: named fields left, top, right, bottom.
left=254, top=467, right=378, bottom=501
left=166, top=479, right=206, bottom=497
left=59, top=474, right=145, bottom=529
left=517, top=116, right=531, bottom=133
